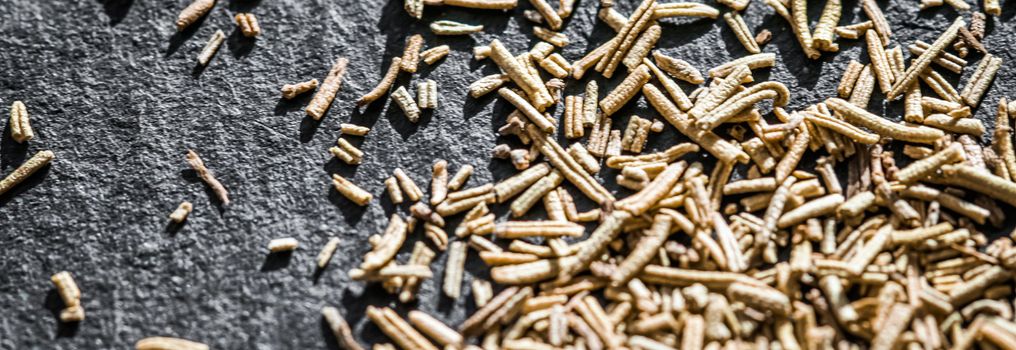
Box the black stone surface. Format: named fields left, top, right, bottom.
left=0, top=0, right=1013, bottom=348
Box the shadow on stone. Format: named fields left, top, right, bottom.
left=227, top=29, right=257, bottom=58
left=384, top=96, right=431, bottom=140
left=300, top=114, right=324, bottom=143
left=274, top=93, right=313, bottom=117
left=328, top=190, right=368, bottom=225
left=312, top=265, right=328, bottom=284
left=164, top=219, right=186, bottom=235
left=260, top=250, right=293, bottom=271
left=0, top=122, right=29, bottom=171
left=191, top=61, right=210, bottom=78
left=165, top=13, right=209, bottom=57
left=341, top=285, right=391, bottom=345
left=96, top=0, right=134, bottom=26
left=319, top=317, right=343, bottom=350
left=43, top=290, right=79, bottom=338
left=0, top=164, right=50, bottom=208
left=229, top=0, right=263, bottom=12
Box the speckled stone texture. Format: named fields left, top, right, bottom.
left=0, top=0, right=1012, bottom=348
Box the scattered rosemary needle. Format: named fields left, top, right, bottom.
left=431, top=20, right=484, bottom=35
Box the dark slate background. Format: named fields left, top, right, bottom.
left=0, top=0, right=1012, bottom=348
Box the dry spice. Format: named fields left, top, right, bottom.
left=539, top=53, right=570, bottom=79
left=644, top=58, right=692, bottom=111
left=447, top=165, right=473, bottom=191
left=755, top=29, right=772, bottom=46
left=442, top=0, right=517, bottom=9
left=421, top=45, right=450, bottom=64
left=443, top=241, right=467, bottom=299
left=398, top=242, right=437, bottom=302
left=707, top=52, right=775, bottom=78
left=652, top=51, right=704, bottom=84
left=391, top=86, right=421, bottom=123
left=909, top=40, right=966, bottom=74
left=696, top=81, right=790, bottom=131
left=322, top=307, right=365, bottom=350
left=595, top=0, right=657, bottom=78
left=384, top=176, right=404, bottom=204
left=356, top=215, right=408, bottom=273
left=168, top=201, right=193, bottom=223
left=826, top=98, right=944, bottom=144
left=340, top=123, right=370, bottom=137
left=523, top=9, right=545, bottom=24
left=307, top=57, right=349, bottom=119
left=644, top=84, right=749, bottom=164
left=791, top=0, right=813, bottom=54
left=861, top=0, right=891, bottom=43
left=185, top=150, right=229, bottom=205
left=267, top=237, right=299, bottom=252
left=0, top=150, right=53, bottom=196
left=473, top=45, right=491, bottom=60
left=234, top=13, right=261, bottom=37
left=888, top=18, right=964, bottom=100
left=51, top=271, right=83, bottom=322
left=196, top=30, right=225, bottom=66
left=331, top=174, right=372, bottom=206
left=400, top=35, right=424, bottom=73
left=175, top=0, right=215, bottom=31
left=509, top=170, right=562, bottom=217
left=984, top=0, right=1001, bottom=14
left=8, top=101, right=33, bottom=143
left=468, top=74, right=509, bottom=98
left=405, top=0, right=423, bottom=19
left=812, top=0, right=840, bottom=50
left=393, top=168, right=424, bottom=202
left=417, top=79, right=438, bottom=109
left=921, top=69, right=961, bottom=102
left=563, top=95, right=584, bottom=139
left=529, top=0, right=563, bottom=29
left=620, top=115, right=652, bottom=153
left=765, top=0, right=820, bottom=59
left=652, top=2, right=719, bottom=18
left=959, top=54, right=1002, bottom=107
left=316, top=237, right=340, bottom=269
left=598, top=8, right=626, bottom=30
left=431, top=20, right=484, bottom=35
left=836, top=21, right=873, bottom=39
left=367, top=306, right=439, bottom=350
left=528, top=126, right=614, bottom=204
left=489, top=39, right=552, bottom=109
left=411, top=202, right=444, bottom=228
left=281, top=79, right=318, bottom=100
left=498, top=87, right=555, bottom=132
left=922, top=114, right=985, bottom=136
left=865, top=29, right=894, bottom=94
left=599, top=64, right=651, bottom=116
left=723, top=12, right=760, bottom=54
left=848, top=64, right=875, bottom=107
left=357, top=57, right=402, bottom=107
left=408, top=311, right=463, bottom=347
left=622, top=24, right=661, bottom=69
left=136, top=337, right=209, bottom=350
left=330, top=138, right=364, bottom=165
left=836, top=60, right=863, bottom=98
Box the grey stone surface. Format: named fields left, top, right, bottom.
left=0, top=0, right=1012, bottom=348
